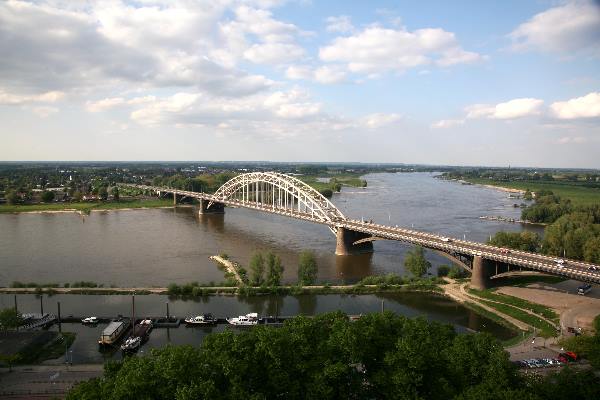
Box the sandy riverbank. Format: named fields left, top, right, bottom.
left=0, top=205, right=186, bottom=215
left=497, top=284, right=600, bottom=332
left=479, top=184, right=526, bottom=195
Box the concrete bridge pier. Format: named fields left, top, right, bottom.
left=335, top=227, right=374, bottom=256
left=198, top=199, right=225, bottom=215
left=470, top=255, right=495, bottom=290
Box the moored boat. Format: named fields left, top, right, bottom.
left=184, top=313, right=216, bottom=326
left=98, top=317, right=130, bottom=346
left=227, top=313, right=259, bottom=326
left=82, top=316, right=98, bottom=324
left=120, top=336, right=142, bottom=352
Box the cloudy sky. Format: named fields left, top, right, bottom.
left=1, top=0, right=599, bottom=167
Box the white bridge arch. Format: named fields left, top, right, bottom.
left=208, top=172, right=346, bottom=226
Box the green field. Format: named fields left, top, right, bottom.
left=300, top=173, right=367, bottom=193
left=0, top=199, right=174, bottom=213
left=468, top=288, right=559, bottom=322
left=466, top=178, right=600, bottom=206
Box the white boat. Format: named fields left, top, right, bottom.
left=184, top=314, right=216, bottom=326
left=120, top=336, right=142, bottom=352
left=82, top=316, right=98, bottom=324
left=227, top=313, right=259, bottom=326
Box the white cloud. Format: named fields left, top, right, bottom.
left=243, top=42, right=305, bottom=64
left=326, top=15, right=354, bottom=33
left=465, top=98, right=544, bottom=120
left=0, top=1, right=279, bottom=97
left=556, top=136, right=588, bottom=144
left=86, top=97, right=126, bottom=112
left=0, top=89, right=65, bottom=105
left=550, top=92, right=600, bottom=119
left=319, top=26, right=484, bottom=75
left=361, top=113, right=402, bottom=129
left=509, top=1, right=600, bottom=55
left=285, top=64, right=347, bottom=84
left=431, top=119, right=464, bottom=129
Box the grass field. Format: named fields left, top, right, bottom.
left=0, top=199, right=174, bottom=213
left=466, top=178, right=600, bottom=206
left=300, top=173, right=367, bottom=193
left=469, top=288, right=559, bottom=322
left=478, top=299, right=557, bottom=338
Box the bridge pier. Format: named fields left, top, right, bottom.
left=335, top=227, right=374, bottom=256
left=470, top=256, right=495, bottom=290
left=173, top=193, right=177, bottom=205
left=198, top=199, right=225, bottom=215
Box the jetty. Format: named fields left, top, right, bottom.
left=210, top=255, right=244, bottom=285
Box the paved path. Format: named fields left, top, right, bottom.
left=442, top=279, right=530, bottom=331
left=0, top=364, right=103, bottom=399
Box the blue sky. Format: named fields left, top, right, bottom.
left=0, top=0, right=599, bottom=167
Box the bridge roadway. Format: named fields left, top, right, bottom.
left=125, top=184, right=600, bottom=286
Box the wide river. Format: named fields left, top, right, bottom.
left=0, top=173, right=542, bottom=361
left=0, top=172, right=539, bottom=286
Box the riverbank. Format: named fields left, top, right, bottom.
left=0, top=282, right=443, bottom=296
left=0, top=199, right=175, bottom=214
left=460, top=178, right=600, bottom=207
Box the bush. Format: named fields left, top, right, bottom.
left=448, top=266, right=468, bottom=279
left=437, top=265, right=451, bottom=277
left=167, top=283, right=181, bottom=295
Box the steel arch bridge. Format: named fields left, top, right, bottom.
left=209, top=172, right=346, bottom=227
left=122, top=172, right=600, bottom=289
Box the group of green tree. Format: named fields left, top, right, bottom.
left=248, top=251, right=285, bottom=287
left=489, top=190, right=600, bottom=263
left=151, top=173, right=236, bottom=194
left=66, top=311, right=600, bottom=400
left=246, top=250, right=318, bottom=287
left=0, top=308, right=23, bottom=330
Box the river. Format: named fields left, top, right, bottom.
left=0, top=172, right=537, bottom=361
left=0, top=172, right=540, bottom=286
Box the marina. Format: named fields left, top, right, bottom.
left=1, top=292, right=518, bottom=364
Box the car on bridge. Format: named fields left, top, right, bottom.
left=499, top=248, right=511, bottom=254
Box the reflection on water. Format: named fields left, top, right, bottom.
left=0, top=172, right=542, bottom=286
left=0, top=292, right=516, bottom=364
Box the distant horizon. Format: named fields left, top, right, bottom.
left=1, top=160, right=599, bottom=171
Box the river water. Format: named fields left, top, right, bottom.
left=0, top=172, right=539, bottom=286
left=0, top=173, right=540, bottom=359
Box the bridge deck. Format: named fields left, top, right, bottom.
left=122, top=183, right=600, bottom=284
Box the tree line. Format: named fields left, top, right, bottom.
left=489, top=190, right=600, bottom=263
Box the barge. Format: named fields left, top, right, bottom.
left=98, top=317, right=131, bottom=347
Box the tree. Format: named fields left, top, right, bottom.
left=0, top=308, right=23, bottom=330
left=404, top=245, right=431, bottom=278
left=487, top=231, right=541, bottom=252
left=111, top=187, right=119, bottom=201
left=68, top=311, right=597, bottom=400
left=6, top=190, right=19, bottom=205
left=265, top=252, right=284, bottom=286
left=73, top=190, right=83, bottom=202
left=249, top=252, right=265, bottom=286
left=41, top=190, right=55, bottom=202
left=298, top=250, right=318, bottom=285
left=98, top=187, right=109, bottom=201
